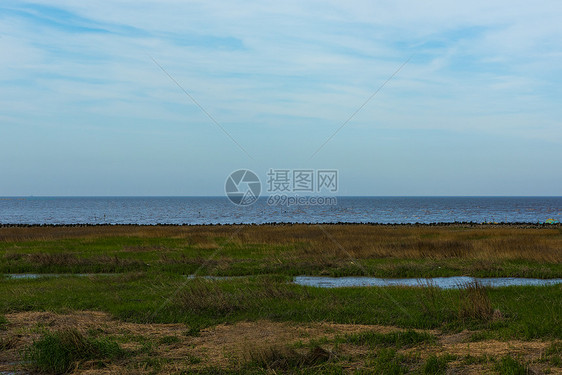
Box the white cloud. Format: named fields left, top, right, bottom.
left=1, top=0, right=561, bottom=194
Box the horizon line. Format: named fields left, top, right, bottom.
left=1, top=195, right=561, bottom=198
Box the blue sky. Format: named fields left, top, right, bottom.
left=1, top=0, right=561, bottom=196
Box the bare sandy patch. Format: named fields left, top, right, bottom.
left=1, top=311, right=561, bottom=374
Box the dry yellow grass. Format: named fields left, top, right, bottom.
left=1, top=224, right=559, bottom=262
left=1, top=311, right=560, bottom=374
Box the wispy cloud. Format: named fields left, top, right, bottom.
left=0, top=0, right=561, bottom=195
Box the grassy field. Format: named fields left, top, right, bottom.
left=0, top=224, right=561, bottom=374
left=1, top=224, right=561, bottom=277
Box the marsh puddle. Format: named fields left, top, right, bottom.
left=185, top=275, right=238, bottom=280
left=294, top=276, right=562, bottom=289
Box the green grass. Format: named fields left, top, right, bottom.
left=365, top=348, right=410, bottom=375
left=459, top=354, right=492, bottom=366
left=245, top=345, right=332, bottom=371
left=540, top=341, right=562, bottom=367
left=24, top=328, right=126, bottom=374
left=186, top=353, right=202, bottom=365
left=1, top=225, right=561, bottom=278
left=494, top=355, right=530, bottom=375
left=0, top=275, right=560, bottom=340
left=184, top=326, right=202, bottom=337
left=158, top=335, right=181, bottom=344
left=422, top=355, right=452, bottom=374
left=338, top=330, right=435, bottom=348
left=1, top=225, right=560, bottom=373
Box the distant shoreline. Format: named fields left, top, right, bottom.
left=0, top=222, right=560, bottom=228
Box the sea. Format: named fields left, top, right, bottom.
left=0, top=196, right=561, bottom=225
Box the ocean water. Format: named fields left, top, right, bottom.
left=0, top=196, right=561, bottom=225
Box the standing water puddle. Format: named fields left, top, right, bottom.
left=294, top=276, right=562, bottom=289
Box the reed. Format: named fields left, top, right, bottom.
left=1, top=224, right=560, bottom=263
left=1, top=224, right=560, bottom=277
left=458, top=281, right=494, bottom=322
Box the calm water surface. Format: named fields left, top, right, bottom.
left=0, top=196, right=561, bottom=224
left=294, top=276, right=562, bottom=289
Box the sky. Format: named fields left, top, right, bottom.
left=0, top=0, right=561, bottom=196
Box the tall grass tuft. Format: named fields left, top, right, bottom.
left=0, top=315, right=7, bottom=330
left=423, top=355, right=449, bottom=374
left=458, top=281, right=494, bottom=322
left=177, top=279, right=243, bottom=315
left=24, top=328, right=125, bottom=374
left=175, top=278, right=306, bottom=316
left=418, top=280, right=442, bottom=317
left=245, top=345, right=332, bottom=371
